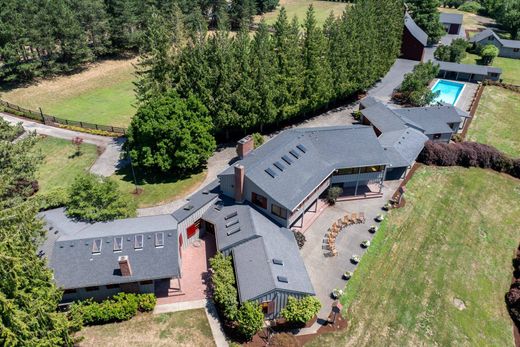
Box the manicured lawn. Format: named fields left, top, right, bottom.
left=306, top=166, right=519, bottom=347
left=78, top=309, right=215, bottom=347
left=34, top=136, right=98, bottom=194
left=462, top=53, right=520, bottom=85
left=111, top=167, right=206, bottom=208
left=255, top=0, right=348, bottom=26
left=467, top=86, right=520, bottom=157
left=2, top=59, right=137, bottom=128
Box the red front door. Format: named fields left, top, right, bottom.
left=187, top=220, right=200, bottom=239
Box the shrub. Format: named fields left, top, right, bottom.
left=0, top=118, right=23, bottom=141
left=327, top=186, right=343, bottom=204
left=293, top=231, right=306, bottom=249
left=68, top=293, right=155, bottom=326
left=280, top=296, right=321, bottom=325
left=209, top=252, right=239, bottom=321
left=352, top=110, right=363, bottom=121
left=418, top=141, right=519, bottom=179
left=236, top=301, right=264, bottom=340
left=33, top=187, right=69, bottom=211
left=434, top=38, right=469, bottom=63
left=57, top=124, right=121, bottom=137
left=396, top=62, right=440, bottom=106
left=479, top=44, right=499, bottom=65
left=66, top=173, right=136, bottom=222
left=252, top=133, right=264, bottom=148
left=458, top=1, right=481, bottom=13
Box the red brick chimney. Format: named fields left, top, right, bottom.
left=118, top=255, right=132, bottom=276
left=237, top=135, right=254, bottom=159
left=234, top=164, right=245, bottom=203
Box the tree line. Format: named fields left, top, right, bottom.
left=0, top=0, right=278, bottom=84
left=128, top=1, right=405, bottom=173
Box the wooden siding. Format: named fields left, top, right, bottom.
left=177, top=196, right=219, bottom=249
left=401, top=26, right=425, bottom=61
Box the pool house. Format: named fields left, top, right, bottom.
left=437, top=61, right=502, bottom=82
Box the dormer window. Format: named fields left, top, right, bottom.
left=92, top=239, right=102, bottom=254
left=155, top=232, right=164, bottom=248
left=113, top=237, right=123, bottom=252
left=134, top=235, right=143, bottom=250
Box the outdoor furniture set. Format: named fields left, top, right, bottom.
left=325, top=212, right=366, bottom=257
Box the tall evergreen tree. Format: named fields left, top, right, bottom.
left=408, top=0, right=445, bottom=44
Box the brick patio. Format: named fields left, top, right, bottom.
left=155, top=234, right=216, bottom=305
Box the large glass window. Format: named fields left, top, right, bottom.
left=252, top=192, right=267, bottom=209
left=271, top=204, right=287, bottom=219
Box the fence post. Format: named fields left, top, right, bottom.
left=80, top=121, right=83, bottom=128
left=111, top=126, right=114, bottom=132
left=39, top=107, right=44, bottom=122
left=95, top=124, right=98, bottom=130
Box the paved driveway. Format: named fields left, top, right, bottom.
left=300, top=180, right=401, bottom=321
left=368, top=59, right=420, bottom=101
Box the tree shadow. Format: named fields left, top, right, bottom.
left=114, top=164, right=203, bottom=187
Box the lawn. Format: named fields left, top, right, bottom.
left=306, top=166, right=519, bottom=347
left=34, top=136, right=98, bottom=194
left=467, top=86, right=520, bottom=157
left=78, top=309, right=215, bottom=347
left=111, top=167, right=206, bottom=208
left=255, top=0, right=348, bottom=26
left=462, top=53, right=520, bottom=85
left=2, top=58, right=137, bottom=128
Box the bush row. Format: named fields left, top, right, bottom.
left=418, top=141, right=520, bottom=178
left=68, top=292, right=156, bottom=327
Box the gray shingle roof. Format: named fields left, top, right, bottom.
left=469, top=28, right=520, bottom=49
left=171, top=180, right=220, bottom=222
left=226, top=126, right=389, bottom=211
left=232, top=225, right=314, bottom=302
left=361, top=103, right=409, bottom=133
left=379, top=128, right=428, bottom=168
left=502, top=39, right=520, bottom=49
left=437, top=61, right=502, bottom=75
left=440, top=13, right=463, bottom=25
left=40, top=208, right=180, bottom=289
left=405, top=13, right=428, bottom=46
left=393, top=106, right=464, bottom=134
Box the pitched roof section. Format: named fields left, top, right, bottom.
left=40, top=208, right=180, bottom=289
left=171, top=180, right=220, bottom=222
left=224, top=126, right=389, bottom=211
left=360, top=102, right=409, bottom=133
left=379, top=128, right=428, bottom=168
left=393, top=106, right=467, bottom=134
left=405, top=13, right=428, bottom=46
left=469, top=28, right=520, bottom=49
left=440, top=13, right=463, bottom=25
left=437, top=61, right=502, bottom=75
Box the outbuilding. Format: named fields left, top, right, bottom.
left=440, top=13, right=463, bottom=35
left=401, top=13, right=428, bottom=61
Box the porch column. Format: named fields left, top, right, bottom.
left=455, top=72, right=459, bottom=80
left=354, top=167, right=361, bottom=196
left=443, top=70, right=447, bottom=79
left=379, top=166, right=387, bottom=193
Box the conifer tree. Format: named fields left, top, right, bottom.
left=408, top=0, right=445, bottom=44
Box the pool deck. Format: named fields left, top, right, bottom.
left=430, top=78, right=478, bottom=112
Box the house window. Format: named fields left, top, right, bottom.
left=433, top=133, right=442, bottom=140
left=359, top=166, right=383, bottom=174
left=155, top=232, right=164, bottom=248
left=252, top=192, right=267, bottom=209
left=85, top=286, right=99, bottom=292
left=92, top=239, right=102, bottom=254
left=334, top=168, right=357, bottom=176
left=106, top=284, right=119, bottom=289
left=113, top=237, right=123, bottom=252
left=139, top=280, right=153, bottom=285
left=63, top=289, right=77, bottom=294
left=514, top=48, right=519, bottom=52
left=271, top=204, right=287, bottom=219
left=134, top=234, right=143, bottom=250
left=488, top=36, right=494, bottom=41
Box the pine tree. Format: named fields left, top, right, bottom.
left=229, top=0, right=256, bottom=30
left=408, top=0, right=446, bottom=44
left=69, top=0, right=111, bottom=57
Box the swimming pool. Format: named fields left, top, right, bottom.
left=431, top=80, right=465, bottom=106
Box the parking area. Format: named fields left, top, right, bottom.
left=299, top=180, right=401, bottom=321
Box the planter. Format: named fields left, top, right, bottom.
left=350, top=255, right=360, bottom=264
left=369, top=225, right=378, bottom=233
left=305, top=315, right=318, bottom=328
left=375, top=214, right=385, bottom=222
left=343, top=271, right=353, bottom=280
left=361, top=240, right=371, bottom=248
left=331, top=288, right=343, bottom=299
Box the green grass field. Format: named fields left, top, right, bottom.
left=34, top=136, right=98, bottom=194
left=2, top=59, right=136, bottom=128
left=111, top=167, right=206, bottom=208
left=467, top=86, right=520, bottom=157
left=462, top=53, right=520, bottom=85
left=78, top=309, right=215, bottom=347
left=306, top=166, right=519, bottom=347
left=255, top=0, right=348, bottom=25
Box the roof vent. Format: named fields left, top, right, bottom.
left=183, top=204, right=194, bottom=211
left=227, top=227, right=240, bottom=236
left=202, top=190, right=209, bottom=195
left=225, top=211, right=238, bottom=220
left=277, top=276, right=288, bottom=283
left=272, top=259, right=284, bottom=266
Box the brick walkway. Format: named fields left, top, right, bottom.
left=155, top=234, right=216, bottom=305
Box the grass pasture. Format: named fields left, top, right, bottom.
left=306, top=166, right=519, bottom=347
left=2, top=58, right=137, bottom=128
left=468, top=86, right=520, bottom=157
left=34, top=136, right=98, bottom=194
left=255, top=0, right=348, bottom=26
left=461, top=53, right=520, bottom=85
left=78, top=309, right=215, bottom=347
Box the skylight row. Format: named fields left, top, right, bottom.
left=265, top=144, right=307, bottom=178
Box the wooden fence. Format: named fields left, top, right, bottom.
left=0, top=99, right=127, bottom=135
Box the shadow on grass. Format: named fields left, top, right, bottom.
left=114, top=164, right=203, bottom=187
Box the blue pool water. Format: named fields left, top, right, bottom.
left=431, top=80, right=465, bottom=105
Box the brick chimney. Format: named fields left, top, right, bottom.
left=234, top=164, right=245, bottom=203
left=237, top=135, right=254, bottom=159
left=118, top=255, right=132, bottom=276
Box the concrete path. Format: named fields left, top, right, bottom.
left=0, top=112, right=125, bottom=177
left=154, top=299, right=228, bottom=347
left=368, top=58, right=420, bottom=101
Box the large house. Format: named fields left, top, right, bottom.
left=41, top=107, right=436, bottom=317
left=440, top=13, right=463, bottom=35
left=469, top=29, right=520, bottom=59
left=401, top=13, right=428, bottom=61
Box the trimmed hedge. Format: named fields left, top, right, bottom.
left=68, top=292, right=156, bottom=326
left=418, top=141, right=520, bottom=178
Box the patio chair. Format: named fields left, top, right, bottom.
left=358, top=212, right=365, bottom=224
left=331, top=249, right=338, bottom=257
left=342, top=215, right=350, bottom=226
left=351, top=212, right=358, bottom=224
